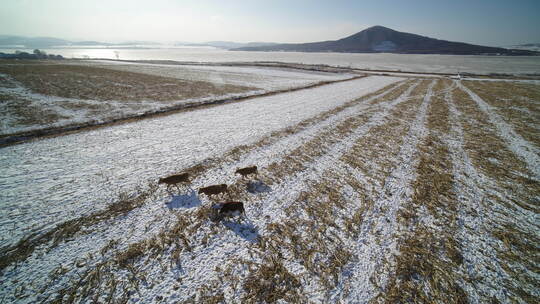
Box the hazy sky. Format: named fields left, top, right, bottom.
left=1, top=0, right=539, bottom=46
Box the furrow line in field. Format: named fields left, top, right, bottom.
left=459, top=80, right=540, bottom=148
left=0, top=78, right=406, bottom=274
left=457, top=81, right=540, bottom=179
left=0, top=79, right=410, bottom=302
left=371, top=80, right=470, bottom=303
left=339, top=79, right=437, bottom=302
left=186, top=80, right=413, bottom=187
left=141, top=82, right=423, bottom=303
left=446, top=87, right=509, bottom=302
left=59, top=79, right=424, bottom=303
left=289, top=79, right=435, bottom=301
left=449, top=84, right=540, bottom=302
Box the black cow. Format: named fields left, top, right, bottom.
left=159, top=173, right=190, bottom=191
left=198, top=184, right=228, bottom=197
left=235, top=166, right=258, bottom=178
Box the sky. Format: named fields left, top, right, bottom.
left=1, top=0, right=539, bottom=46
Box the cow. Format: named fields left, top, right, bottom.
left=218, top=201, right=245, bottom=220
left=198, top=184, right=228, bottom=197
left=235, top=166, right=258, bottom=179
left=158, top=173, right=190, bottom=192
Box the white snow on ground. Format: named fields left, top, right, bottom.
left=0, top=76, right=400, bottom=250
left=17, top=79, right=415, bottom=304
left=446, top=89, right=510, bottom=302
left=75, top=60, right=355, bottom=90
left=446, top=88, right=540, bottom=302
left=0, top=72, right=262, bottom=136
left=0, top=79, right=409, bottom=304
left=0, top=63, right=355, bottom=136
left=340, top=80, right=437, bottom=302
left=1, top=76, right=537, bottom=303
left=457, top=81, right=540, bottom=179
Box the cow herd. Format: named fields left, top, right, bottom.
left=158, top=165, right=258, bottom=222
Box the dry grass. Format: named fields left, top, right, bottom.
left=0, top=62, right=255, bottom=102
left=0, top=61, right=259, bottom=138
left=381, top=80, right=468, bottom=304
left=341, top=80, right=430, bottom=189
left=0, top=92, right=69, bottom=128
left=493, top=223, right=540, bottom=304
left=46, top=204, right=218, bottom=303
left=183, top=87, right=417, bottom=300
left=0, top=80, right=406, bottom=274
left=462, top=81, right=540, bottom=146
left=171, top=80, right=407, bottom=184
left=265, top=112, right=371, bottom=182
left=453, top=87, right=539, bottom=212
left=453, top=85, right=539, bottom=302
left=0, top=183, right=158, bottom=271
left=14, top=77, right=540, bottom=302
left=234, top=170, right=365, bottom=301
left=265, top=81, right=418, bottom=184
left=242, top=254, right=304, bottom=303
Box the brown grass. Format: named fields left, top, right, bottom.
left=462, top=81, right=540, bottom=146
left=381, top=80, right=468, bottom=304
left=264, top=81, right=418, bottom=184
left=46, top=204, right=218, bottom=303
left=0, top=183, right=158, bottom=271
left=341, top=80, right=430, bottom=189
left=189, top=82, right=424, bottom=300
left=0, top=62, right=255, bottom=102
left=6, top=79, right=454, bottom=302
left=453, top=87, right=539, bottom=212
left=242, top=254, right=304, bottom=303
left=234, top=169, right=365, bottom=301
left=0, top=92, right=69, bottom=128
left=453, top=85, right=540, bottom=302
left=0, top=80, right=407, bottom=278
left=186, top=82, right=419, bottom=301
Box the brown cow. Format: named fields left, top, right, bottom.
left=219, top=201, right=245, bottom=218
left=159, top=173, right=190, bottom=191
left=198, top=184, right=228, bottom=197
left=235, top=166, right=258, bottom=178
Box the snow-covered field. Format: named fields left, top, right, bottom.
left=0, top=74, right=538, bottom=303
left=0, top=76, right=397, bottom=250
left=80, top=60, right=354, bottom=90
left=0, top=61, right=354, bottom=137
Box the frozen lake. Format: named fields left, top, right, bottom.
left=2, top=47, right=540, bottom=75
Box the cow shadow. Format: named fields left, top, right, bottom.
left=222, top=219, right=260, bottom=243
left=246, top=180, right=271, bottom=194
left=166, top=190, right=201, bottom=209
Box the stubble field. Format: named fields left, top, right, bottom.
left=0, top=63, right=538, bottom=303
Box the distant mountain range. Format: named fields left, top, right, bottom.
left=0, top=35, right=162, bottom=48
left=0, top=35, right=71, bottom=47
left=233, top=26, right=539, bottom=56
left=2, top=28, right=538, bottom=56
left=506, top=43, right=540, bottom=52
left=0, top=35, right=276, bottom=49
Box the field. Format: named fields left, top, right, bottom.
left=0, top=64, right=538, bottom=303
left=0, top=60, right=353, bottom=138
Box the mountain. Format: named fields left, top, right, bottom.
left=505, top=43, right=540, bottom=52
left=0, top=35, right=162, bottom=48
left=233, top=26, right=539, bottom=55
left=0, top=36, right=71, bottom=47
